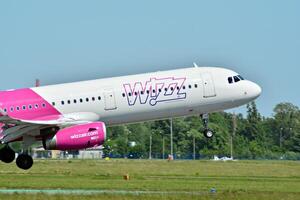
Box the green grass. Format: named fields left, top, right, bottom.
left=1, top=192, right=300, bottom=200
left=0, top=159, right=299, bottom=199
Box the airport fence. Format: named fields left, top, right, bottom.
left=31, top=149, right=300, bottom=161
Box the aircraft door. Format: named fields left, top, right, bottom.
left=103, top=90, right=117, bottom=110
left=201, top=73, right=216, bottom=98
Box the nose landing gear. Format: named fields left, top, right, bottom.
left=202, top=114, right=214, bottom=139
left=204, top=128, right=214, bottom=139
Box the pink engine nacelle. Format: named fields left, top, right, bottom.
left=43, top=122, right=106, bottom=150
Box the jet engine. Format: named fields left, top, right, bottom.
left=43, top=122, right=106, bottom=150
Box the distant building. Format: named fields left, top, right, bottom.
left=32, top=146, right=104, bottom=159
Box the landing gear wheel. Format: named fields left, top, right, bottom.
left=0, top=146, right=16, bottom=163
left=204, top=129, right=214, bottom=139
left=16, top=154, right=33, bottom=170
left=201, top=114, right=214, bottom=139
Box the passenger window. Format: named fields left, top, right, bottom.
left=134, top=92, right=138, bottom=96
left=194, top=84, right=198, bottom=88
left=3, top=108, right=7, bottom=113
left=74, top=99, right=77, bottom=103
left=22, top=105, right=26, bottom=110
left=158, top=89, right=162, bottom=92
left=177, top=86, right=180, bottom=90
left=10, top=107, right=14, bottom=112
left=128, top=93, right=132, bottom=96
left=52, top=102, right=55, bottom=106
left=228, top=77, right=233, bottom=84
left=234, top=76, right=240, bottom=82
left=86, top=98, right=89, bottom=102
left=16, top=106, right=20, bottom=111
left=61, top=101, right=64, bottom=105
left=122, top=93, right=125, bottom=97
left=67, top=100, right=71, bottom=104
left=42, top=103, right=46, bottom=107
left=141, top=91, right=144, bottom=95
left=35, top=104, right=39, bottom=108
left=183, top=86, right=186, bottom=89
left=29, top=105, right=33, bottom=109
left=164, top=88, right=168, bottom=92
left=80, top=99, right=83, bottom=103
left=98, top=96, right=101, bottom=100
left=170, top=87, right=174, bottom=91
left=92, top=97, right=95, bottom=101
left=146, top=90, right=150, bottom=94
left=188, top=85, right=192, bottom=89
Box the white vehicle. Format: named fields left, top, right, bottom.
left=213, top=155, right=234, bottom=161
left=0, top=65, right=261, bottom=169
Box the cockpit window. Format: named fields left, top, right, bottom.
left=237, top=75, right=244, bottom=80
left=234, top=76, right=240, bottom=82
left=228, top=75, right=245, bottom=84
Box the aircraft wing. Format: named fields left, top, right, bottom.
left=16, top=112, right=100, bottom=126
left=0, top=111, right=100, bottom=126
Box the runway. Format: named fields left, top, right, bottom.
left=0, top=189, right=205, bottom=196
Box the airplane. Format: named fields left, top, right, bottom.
left=0, top=64, right=261, bottom=170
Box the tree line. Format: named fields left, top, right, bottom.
left=105, top=102, right=300, bottom=160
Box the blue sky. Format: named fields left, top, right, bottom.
left=0, top=0, right=299, bottom=117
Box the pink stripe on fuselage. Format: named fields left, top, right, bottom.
left=0, top=88, right=61, bottom=120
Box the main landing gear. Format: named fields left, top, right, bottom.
left=16, top=153, right=33, bottom=170
left=201, top=114, right=214, bottom=139
left=0, top=146, right=15, bottom=163
left=0, top=146, right=33, bottom=170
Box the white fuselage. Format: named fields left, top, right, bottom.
left=31, top=67, right=261, bottom=125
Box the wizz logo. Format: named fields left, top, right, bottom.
left=123, top=77, right=186, bottom=106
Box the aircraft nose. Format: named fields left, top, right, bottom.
left=247, top=81, right=262, bottom=99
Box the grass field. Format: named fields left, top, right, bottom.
left=0, top=159, right=299, bottom=199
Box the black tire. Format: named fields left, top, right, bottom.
left=204, top=129, right=214, bottom=139
left=0, top=146, right=16, bottom=163
left=16, top=154, right=33, bottom=170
